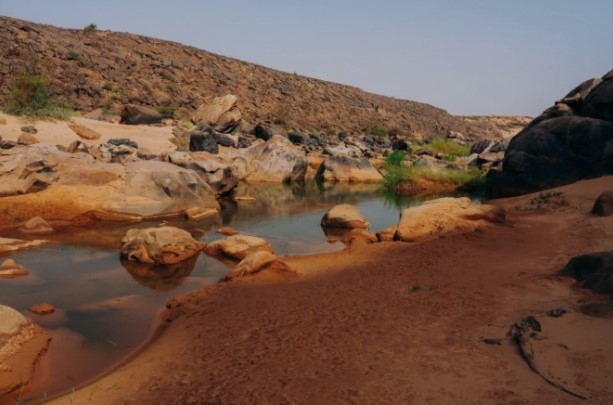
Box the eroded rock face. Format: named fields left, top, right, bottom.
left=0, top=305, right=51, bottom=399
left=491, top=69, right=613, bottom=197
left=394, top=197, right=505, bottom=242
left=206, top=234, right=274, bottom=261
left=321, top=204, right=369, bottom=229
left=316, top=155, right=383, bottom=183
left=120, top=226, right=205, bottom=264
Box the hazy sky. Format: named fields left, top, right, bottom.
left=2, top=1, right=611, bottom=116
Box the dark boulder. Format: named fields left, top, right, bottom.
left=287, top=132, right=307, bottom=145
left=592, top=191, right=613, bottom=216
left=213, top=132, right=235, bottom=147
left=562, top=251, right=613, bottom=295
left=189, top=132, right=219, bottom=154
left=471, top=139, right=505, bottom=154
left=108, top=138, right=138, bottom=148
left=120, top=104, right=163, bottom=125
left=391, top=137, right=410, bottom=151
left=490, top=116, right=613, bottom=196
left=253, top=124, right=273, bottom=141
left=490, top=68, right=613, bottom=197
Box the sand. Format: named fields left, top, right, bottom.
left=0, top=113, right=177, bottom=155
left=39, top=175, right=613, bottom=405
left=2, top=114, right=612, bottom=404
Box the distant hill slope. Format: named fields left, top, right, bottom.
left=0, top=16, right=528, bottom=138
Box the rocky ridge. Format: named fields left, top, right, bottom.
left=0, top=16, right=528, bottom=139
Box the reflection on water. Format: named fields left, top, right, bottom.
left=0, top=183, right=435, bottom=404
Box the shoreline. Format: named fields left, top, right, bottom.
left=45, top=176, right=613, bottom=405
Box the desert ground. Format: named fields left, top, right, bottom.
left=39, top=174, right=612, bottom=405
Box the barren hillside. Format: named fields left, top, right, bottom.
left=0, top=16, right=528, bottom=138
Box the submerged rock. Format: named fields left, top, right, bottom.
left=28, top=303, right=55, bottom=316
left=394, top=197, right=505, bottom=242
left=321, top=204, right=369, bottom=229
left=0, top=238, right=46, bottom=254
left=0, top=305, right=51, bottom=399
left=120, top=226, right=205, bottom=265
left=18, top=216, right=54, bottom=235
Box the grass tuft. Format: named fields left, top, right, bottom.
left=427, top=137, right=471, bottom=158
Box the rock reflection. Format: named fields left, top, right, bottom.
left=320, top=226, right=352, bottom=243
left=120, top=255, right=198, bottom=291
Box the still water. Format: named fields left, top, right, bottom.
left=0, top=183, right=435, bottom=404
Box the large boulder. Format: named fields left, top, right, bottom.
left=68, top=121, right=101, bottom=140
left=0, top=147, right=220, bottom=224
left=119, top=104, right=163, bottom=125
left=0, top=305, right=51, bottom=399
left=394, top=197, right=505, bottom=242
left=120, top=226, right=205, bottom=264
left=562, top=251, right=613, bottom=295
left=491, top=69, right=613, bottom=197
left=189, top=132, right=219, bottom=154
left=321, top=204, right=369, bottom=228
left=192, top=94, right=242, bottom=133
left=206, top=234, right=274, bottom=261
left=316, top=155, right=383, bottom=183
left=236, top=135, right=307, bottom=183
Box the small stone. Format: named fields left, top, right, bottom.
left=17, top=132, right=39, bottom=145
left=217, top=226, right=239, bottom=236
left=20, top=125, right=37, bottom=134
left=592, top=191, right=613, bottom=216
left=234, top=196, right=256, bottom=202
left=184, top=207, right=216, bottom=221
left=18, top=216, right=54, bottom=234
left=28, top=303, right=55, bottom=315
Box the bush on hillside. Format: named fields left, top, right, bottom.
left=3, top=70, right=76, bottom=119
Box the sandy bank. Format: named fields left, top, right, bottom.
left=42, top=176, right=613, bottom=405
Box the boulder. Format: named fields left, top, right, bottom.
left=192, top=95, right=242, bottom=133
left=316, top=155, right=383, bottom=183
left=0, top=145, right=60, bottom=196
left=206, top=234, right=274, bottom=261
left=592, top=190, right=613, bottom=216
left=119, top=104, right=163, bottom=125
left=376, top=226, right=397, bottom=242
left=562, top=251, right=613, bottom=295
left=253, top=124, right=273, bottom=141
left=121, top=254, right=198, bottom=291
left=20, top=125, right=37, bottom=134
left=288, top=132, right=307, bottom=145
left=491, top=69, right=613, bottom=197
left=394, top=197, right=505, bottom=242
left=0, top=259, right=28, bottom=278
left=224, top=251, right=282, bottom=279
left=120, top=226, right=205, bottom=264
left=68, top=122, right=101, bottom=140
left=189, top=132, right=219, bottom=154
left=321, top=204, right=369, bottom=228
left=18, top=216, right=54, bottom=234
left=0, top=305, right=51, bottom=398
left=238, top=135, right=307, bottom=183
left=17, top=133, right=39, bottom=145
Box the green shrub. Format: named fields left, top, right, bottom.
left=2, top=70, right=76, bottom=119
left=157, top=105, right=176, bottom=119
left=427, top=137, right=471, bottom=158
left=385, top=150, right=406, bottom=167
left=84, top=23, right=97, bottom=32
left=366, top=124, right=388, bottom=137
left=67, top=50, right=82, bottom=61
left=383, top=165, right=408, bottom=191
left=101, top=81, right=113, bottom=91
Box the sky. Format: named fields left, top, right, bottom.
left=1, top=0, right=612, bottom=117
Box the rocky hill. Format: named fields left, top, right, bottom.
left=0, top=16, right=528, bottom=139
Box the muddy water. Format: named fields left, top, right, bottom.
left=0, top=184, right=438, bottom=404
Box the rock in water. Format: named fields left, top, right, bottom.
left=206, top=234, right=274, bottom=261
left=394, top=197, right=505, bottom=242
left=28, top=303, right=55, bottom=315
left=120, top=226, right=205, bottom=264
left=316, top=155, right=383, bottom=183
left=0, top=259, right=29, bottom=278
left=321, top=204, right=369, bottom=228
left=18, top=216, right=54, bottom=235
left=0, top=305, right=51, bottom=399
